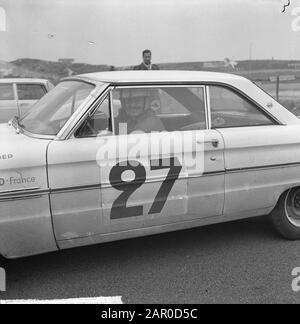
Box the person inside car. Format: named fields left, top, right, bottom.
left=116, top=88, right=165, bottom=134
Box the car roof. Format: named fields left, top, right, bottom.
left=0, top=78, right=50, bottom=84
left=77, top=70, right=246, bottom=84
left=72, top=70, right=300, bottom=127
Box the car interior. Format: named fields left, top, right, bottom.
left=76, top=85, right=277, bottom=138
left=76, top=87, right=207, bottom=137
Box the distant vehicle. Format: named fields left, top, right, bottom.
left=0, top=78, right=54, bottom=123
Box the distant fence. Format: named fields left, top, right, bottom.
left=263, top=74, right=297, bottom=101
left=251, top=74, right=300, bottom=111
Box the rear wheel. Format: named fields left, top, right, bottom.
left=271, top=188, right=300, bottom=240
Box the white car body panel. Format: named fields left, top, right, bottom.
left=48, top=130, right=225, bottom=243
left=218, top=125, right=300, bottom=214
left=0, top=124, right=57, bottom=258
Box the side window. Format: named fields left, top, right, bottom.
left=159, top=90, right=190, bottom=115
left=113, top=86, right=206, bottom=135
left=17, top=84, right=47, bottom=100
left=209, top=86, right=275, bottom=128
left=0, top=84, right=14, bottom=100
left=76, top=95, right=111, bottom=138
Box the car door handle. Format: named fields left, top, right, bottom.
left=197, top=139, right=219, bottom=148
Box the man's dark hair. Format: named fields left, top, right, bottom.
left=142, top=49, right=152, bottom=57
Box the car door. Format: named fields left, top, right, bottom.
left=97, top=85, right=225, bottom=235
left=16, top=83, right=47, bottom=117
left=208, top=84, right=294, bottom=217
left=99, top=130, right=225, bottom=231
left=48, top=84, right=225, bottom=247
left=47, top=82, right=105, bottom=242
left=49, top=87, right=190, bottom=239
left=0, top=83, right=18, bottom=123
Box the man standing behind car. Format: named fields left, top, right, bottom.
left=133, top=49, right=161, bottom=113
left=134, top=49, right=160, bottom=70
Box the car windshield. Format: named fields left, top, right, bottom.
left=20, top=80, right=96, bottom=136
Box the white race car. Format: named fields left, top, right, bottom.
left=1, top=70, right=300, bottom=259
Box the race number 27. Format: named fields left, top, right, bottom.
left=109, top=158, right=182, bottom=219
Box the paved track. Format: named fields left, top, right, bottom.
left=1, top=216, right=300, bottom=304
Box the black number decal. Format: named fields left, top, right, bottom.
left=149, top=157, right=182, bottom=214
left=109, top=158, right=182, bottom=219
left=109, top=161, right=146, bottom=219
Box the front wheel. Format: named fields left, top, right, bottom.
left=271, top=188, right=300, bottom=240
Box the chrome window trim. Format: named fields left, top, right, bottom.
left=109, top=89, right=115, bottom=133
left=206, top=82, right=282, bottom=127
left=113, top=84, right=209, bottom=131
left=18, top=130, right=56, bottom=140
left=113, top=84, right=207, bottom=89
left=56, top=82, right=109, bottom=140
left=111, top=81, right=283, bottom=125
left=205, top=85, right=212, bottom=129
left=9, top=117, right=56, bottom=140
left=70, top=83, right=210, bottom=139
left=65, top=85, right=112, bottom=140
left=61, top=80, right=284, bottom=140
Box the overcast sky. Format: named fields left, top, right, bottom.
left=0, top=0, right=300, bottom=66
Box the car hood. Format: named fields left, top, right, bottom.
left=0, top=123, right=51, bottom=193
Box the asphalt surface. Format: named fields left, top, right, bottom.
left=1, top=216, right=300, bottom=304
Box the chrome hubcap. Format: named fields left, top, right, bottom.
left=285, top=189, right=300, bottom=227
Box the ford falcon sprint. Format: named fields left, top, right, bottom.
left=1, top=70, right=300, bottom=259
left=0, top=78, right=54, bottom=124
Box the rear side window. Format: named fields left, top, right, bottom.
left=209, top=85, right=275, bottom=128
left=17, top=84, right=46, bottom=100
left=0, top=84, right=14, bottom=100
